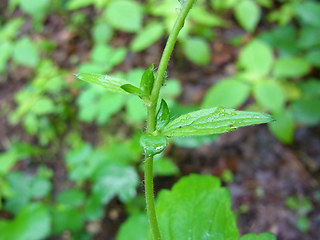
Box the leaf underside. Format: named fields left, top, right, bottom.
left=163, top=107, right=273, bottom=137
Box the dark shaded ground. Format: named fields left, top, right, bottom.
left=1, top=5, right=320, bottom=240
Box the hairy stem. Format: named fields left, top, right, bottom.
left=144, top=1, right=195, bottom=239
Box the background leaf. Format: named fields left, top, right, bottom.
left=272, top=58, right=311, bottom=78
left=13, top=37, right=39, bottom=67
left=235, top=0, right=261, bottom=32
left=130, top=22, right=164, bottom=52
left=202, top=78, right=250, bottom=108
left=183, top=37, right=210, bottom=66
left=156, top=174, right=239, bottom=240
left=0, top=203, right=51, bottom=240
left=105, top=0, right=142, bottom=33
left=116, top=213, right=148, bottom=240
left=238, top=40, right=274, bottom=77
left=253, top=80, right=286, bottom=113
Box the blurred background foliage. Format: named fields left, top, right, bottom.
left=0, top=0, right=320, bottom=239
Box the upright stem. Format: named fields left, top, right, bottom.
left=144, top=1, right=195, bottom=240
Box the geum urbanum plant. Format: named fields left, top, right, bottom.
left=75, top=0, right=276, bottom=239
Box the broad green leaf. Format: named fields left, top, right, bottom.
left=306, top=50, right=320, bottom=67
left=74, top=73, right=131, bottom=94
left=105, top=0, right=142, bottom=33
left=160, top=79, right=182, bottom=99
left=32, top=97, right=55, bottom=115
left=52, top=207, right=84, bottom=234
left=77, top=86, right=126, bottom=124
left=29, top=177, right=51, bottom=199
left=296, top=216, right=310, bottom=232
left=253, top=80, right=286, bottom=113
left=153, top=156, right=179, bottom=177
left=85, top=194, right=104, bottom=221
left=272, top=58, right=311, bottom=78
left=190, top=6, right=226, bottom=27
left=93, top=163, right=139, bottom=204
left=291, top=98, right=320, bottom=126
left=0, top=41, right=13, bottom=72
left=126, top=96, right=147, bottom=123
left=66, top=0, right=94, bottom=10
left=13, top=37, right=39, bottom=67
left=162, top=107, right=273, bottom=137
left=140, top=65, right=155, bottom=96
left=183, top=37, right=210, bottom=66
left=116, top=213, right=148, bottom=240
left=156, top=99, right=170, bottom=131
left=235, top=0, right=261, bottom=32
left=130, top=22, right=164, bottom=52
left=140, top=134, right=168, bottom=157
left=202, top=78, right=250, bottom=108
left=5, top=172, right=51, bottom=214
left=92, top=22, right=113, bottom=44
left=0, top=203, right=51, bottom=240
left=57, top=189, right=86, bottom=208
left=210, top=0, right=237, bottom=10
left=238, top=40, right=273, bottom=77
left=300, top=79, right=320, bottom=98
left=19, top=0, right=50, bottom=19
left=121, top=84, right=144, bottom=96
left=0, top=143, right=41, bottom=175
left=269, top=110, right=294, bottom=144
left=295, top=2, right=320, bottom=27
left=156, top=174, right=239, bottom=240
left=91, top=44, right=113, bottom=63
left=297, top=27, right=320, bottom=49
left=240, top=232, right=276, bottom=240
left=0, top=18, right=24, bottom=42
left=259, top=25, right=297, bottom=56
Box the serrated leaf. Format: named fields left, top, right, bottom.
left=240, top=232, right=276, bottom=240
left=74, top=73, right=131, bottom=94
left=120, top=84, right=144, bottom=96
left=156, top=99, right=170, bottom=131
left=162, top=107, right=273, bottom=137
left=156, top=174, right=239, bottom=239
left=140, top=134, right=168, bottom=157
left=235, top=0, right=261, bottom=32
left=140, top=65, right=155, bottom=96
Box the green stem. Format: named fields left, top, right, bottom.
left=144, top=1, right=195, bottom=240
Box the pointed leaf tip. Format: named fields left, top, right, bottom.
left=140, top=65, right=155, bottom=96
left=120, top=84, right=144, bottom=96
left=156, top=99, right=170, bottom=131
left=74, top=72, right=130, bottom=94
